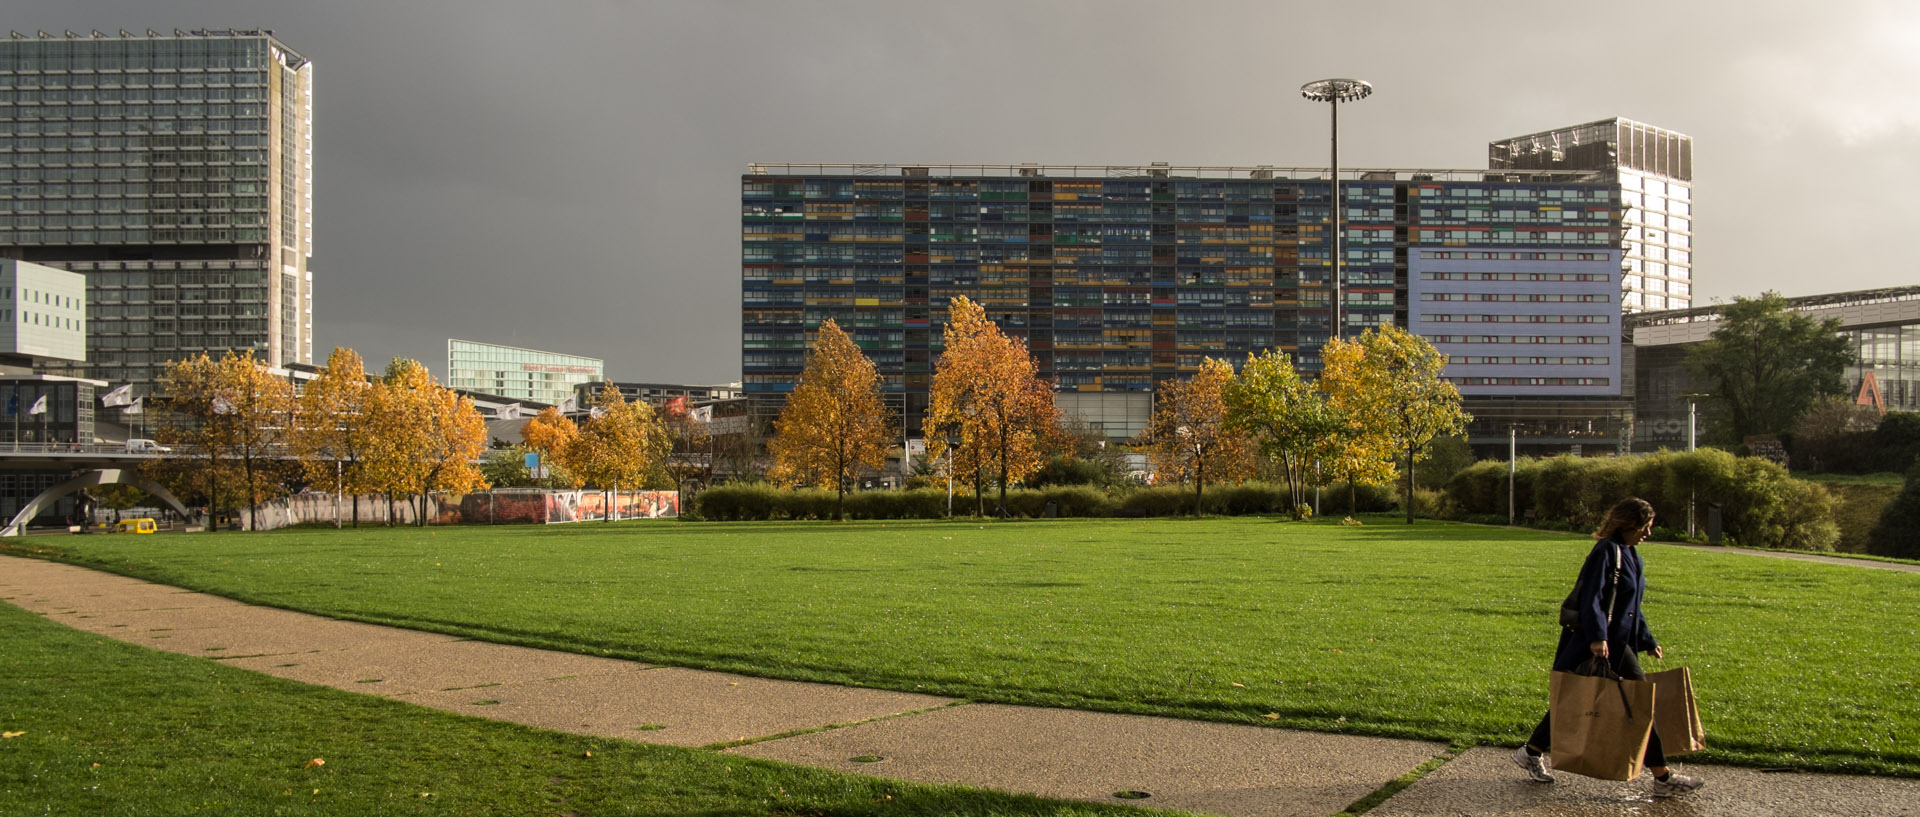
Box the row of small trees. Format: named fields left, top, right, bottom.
left=767, top=296, right=1062, bottom=520
left=764, top=294, right=1470, bottom=522
left=1148, top=325, right=1468, bottom=521
left=518, top=387, right=674, bottom=505
left=155, top=348, right=490, bottom=529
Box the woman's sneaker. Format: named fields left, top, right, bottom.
left=1651, top=772, right=1705, bottom=797
left=1511, top=745, right=1554, bottom=783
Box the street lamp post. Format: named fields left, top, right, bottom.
left=1300, top=78, right=1373, bottom=341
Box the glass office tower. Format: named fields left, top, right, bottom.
left=743, top=164, right=1621, bottom=439
left=0, top=29, right=314, bottom=386
left=447, top=339, right=603, bottom=406
left=1489, top=118, right=1692, bottom=312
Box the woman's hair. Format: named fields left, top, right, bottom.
left=1594, top=497, right=1656, bottom=541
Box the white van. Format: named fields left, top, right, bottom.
left=125, top=438, right=170, bottom=454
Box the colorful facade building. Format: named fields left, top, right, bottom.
left=743, top=162, right=1627, bottom=444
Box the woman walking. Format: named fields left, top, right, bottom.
left=1512, top=497, right=1704, bottom=797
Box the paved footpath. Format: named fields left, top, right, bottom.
left=4, top=555, right=1916, bottom=817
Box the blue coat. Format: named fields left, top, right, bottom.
left=1552, top=537, right=1660, bottom=673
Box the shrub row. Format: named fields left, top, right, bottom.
left=1445, top=449, right=1839, bottom=551
left=692, top=480, right=1400, bottom=521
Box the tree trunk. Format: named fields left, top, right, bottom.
left=208, top=459, right=219, bottom=533
left=1194, top=457, right=1205, bottom=517
left=997, top=433, right=1009, bottom=517
left=1405, top=444, right=1416, bottom=524
left=1348, top=476, right=1356, bottom=518
left=243, top=453, right=256, bottom=531
left=974, top=467, right=985, bottom=518
left=834, top=451, right=846, bottom=522
left=351, top=490, right=360, bottom=529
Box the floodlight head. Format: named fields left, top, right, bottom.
left=1300, top=78, right=1373, bottom=103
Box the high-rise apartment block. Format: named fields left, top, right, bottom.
left=1489, top=118, right=1693, bottom=311
left=0, top=29, right=314, bottom=387
left=743, top=161, right=1628, bottom=444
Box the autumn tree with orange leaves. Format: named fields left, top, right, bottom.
left=362, top=360, right=489, bottom=526
left=155, top=350, right=296, bottom=531
left=293, top=347, right=375, bottom=528
left=768, top=318, right=893, bottom=520
left=927, top=296, right=1059, bottom=516
left=1140, top=357, right=1256, bottom=515
left=520, top=406, right=582, bottom=489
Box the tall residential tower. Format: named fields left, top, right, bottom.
left=0, top=29, right=314, bottom=387
left=1489, top=118, right=1693, bottom=311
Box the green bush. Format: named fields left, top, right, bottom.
left=693, top=481, right=1390, bottom=521
left=1824, top=483, right=1900, bottom=553
left=1207, top=482, right=1286, bottom=516
left=1314, top=481, right=1400, bottom=516
left=1868, top=462, right=1920, bottom=559
left=692, top=483, right=783, bottom=521
left=1442, top=450, right=1840, bottom=551
left=1117, top=486, right=1193, bottom=517
left=996, top=486, right=1117, bottom=518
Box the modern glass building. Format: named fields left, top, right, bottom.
left=1629, top=286, right=1920, bottom=450
left=743, top=163, right=1623, bottom=440
left=446, top=339, right=603, bottom=406
left=1490, top=118, right=1693, bottom=312
left=0, top=29, right=314, bottom=386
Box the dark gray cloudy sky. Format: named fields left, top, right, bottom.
left=23, top=1, right=1920, bottom=383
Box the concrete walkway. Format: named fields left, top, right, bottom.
left=4, top=555, right=1916, bottom=817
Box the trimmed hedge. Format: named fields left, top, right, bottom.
left=689, top=480, right=1398, bottom=521
left=1445, top=449, right=1840, bottom=551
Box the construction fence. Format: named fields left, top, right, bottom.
left=240, top=489, right=680, bottom=531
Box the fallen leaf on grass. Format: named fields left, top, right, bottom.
left=1263, top=713, right=1280, bottom=720
left=302, top=758, right=325, bottom=769
left=1231, top=682, right=1246, bottom=688
left=1, top=731, right=24, bottom=739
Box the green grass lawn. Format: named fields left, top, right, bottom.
left=0, top=601, right=1178, bottom=817
left=9, top=517, right=1918, bottom=776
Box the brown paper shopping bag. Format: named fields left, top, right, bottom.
left=1549, top=664, right=1656, bottom=780
left=1648, top=666, right=1706, bottom=755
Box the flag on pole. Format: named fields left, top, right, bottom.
left=558, top=394, right=578, bottom=414
left=6, top=390, right=16, bottom=416
left=101, top=384, right=134, bottom=407
left=27, top=395, right=47, bottom=416
left=690, top=405, right=713, bottom=424
left=211, top=395, right=234, bottom=415
left=122, top=397, right=143, bottom=416
left=589, top=406, right=608, bottom=420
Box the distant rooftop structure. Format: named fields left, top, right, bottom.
left=1489, top=117, right=1692, bottom=182
left=745, top=162, right=1610, bottom=183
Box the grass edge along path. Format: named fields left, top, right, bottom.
left=8, top=516, right=1917, bottom=778
left=0, top=600, right=1196, bottom=817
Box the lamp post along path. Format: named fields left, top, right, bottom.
left=1299, top=78, right=1372, bottom=341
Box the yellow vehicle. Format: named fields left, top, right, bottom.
left=115, top=518, right=158, bottom=535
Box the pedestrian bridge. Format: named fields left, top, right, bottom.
left=0, top=444, right=193, bottom=537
